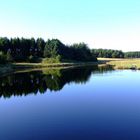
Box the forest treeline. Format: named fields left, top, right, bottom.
left=0, top=37, right=140, bottom=64
left=91, top=49, right=124, bottom=58
left=91, top=49, right=140, bottom=58
left=124, top=52, right=140, bottom=58
left=0, top=37, right=97, bottom=64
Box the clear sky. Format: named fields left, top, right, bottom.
left=0, top=0, right=140, bottom=51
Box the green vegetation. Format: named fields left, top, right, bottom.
left=125, top=52, right=140, bottom=58
left=107, top=59, right=140, bottom=70
left=92, top=49, right=140, bottom=59
left=98, top=58, right=140, bottom=70
left=0, top=52, right=7, bottom=64
left=1, top=37, right=140, bottom=72
left=0, top=37, right=97, bottom=64
left=42, top=57, right=61, bottom=64
left=91, top=49, right=124, bottom=58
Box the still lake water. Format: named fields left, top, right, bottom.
left=0, top=66, right=140, bottom=140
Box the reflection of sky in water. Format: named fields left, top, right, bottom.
left=0, top=70, right=140, bottom=140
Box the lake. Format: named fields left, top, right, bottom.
left=0, top=65, right=140, bottom=140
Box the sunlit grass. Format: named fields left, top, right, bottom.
left=98, top=58, right=140, bottom=69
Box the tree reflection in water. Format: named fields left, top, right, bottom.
left=0, top=65, right=113, bottom=98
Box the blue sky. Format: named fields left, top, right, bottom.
left=0, top=0, right=140, bottom=51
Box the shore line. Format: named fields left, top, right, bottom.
left=1, top=58, right=140, bottom=76
left=98, top=58, right=140, bottom=70
left=0, top=62, right=100, bottom=77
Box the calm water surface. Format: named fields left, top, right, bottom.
left=0, top=66, right=140, bottom=140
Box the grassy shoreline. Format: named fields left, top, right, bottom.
left=0, top=58, right=140, bottom=76
left=98, top=58, right=140, bottom=70
left=0, top=61, right=99, bottom=76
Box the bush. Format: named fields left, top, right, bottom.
left=0, top=52, right=7, bottom=64
left=42, top=55, right=61, bottom=64
left=6, top=51, right=13, bottom=62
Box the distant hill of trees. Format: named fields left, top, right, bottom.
left=0, top=37, right=97, bottom=64
left=91, top=49, right=140, bottom=59
left=124, top=52, right=140, bottom=58
left=91, top=49, right=124, bottom=58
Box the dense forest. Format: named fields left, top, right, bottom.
left=91, top=49, right=140, bottom=58
left=91, top=49, right=124, bottom=58
left=124, top=52, right=140, bottom=58
left=0, top=37, right=140, bottom=64
left=0, top=37, right=97, bottom=64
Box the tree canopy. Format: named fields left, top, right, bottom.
left=91, top=49, right=124, bottom=58
left=124, top=52, right=140, bottom=58
left=0, top=37, right=97, bottom=63
left=91, top=49, right=140, bottom=59
left=1, top=37, right=140, bottom=64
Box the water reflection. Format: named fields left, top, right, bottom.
left=0, top=65, right=113, bottom=98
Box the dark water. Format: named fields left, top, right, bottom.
left=0, top=66, right=140, bottom=140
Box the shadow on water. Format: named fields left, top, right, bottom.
left=0, top=65, right=113, bottom=98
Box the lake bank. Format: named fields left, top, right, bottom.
left=98, top=58, right=140, bottom=70
left=1, top=58, right=140, bottom=76
left=0, top=61, right=100, bottom=76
